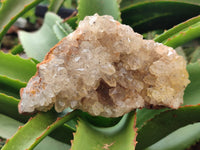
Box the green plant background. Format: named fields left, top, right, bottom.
left=0, top=0, right=200, bottom=150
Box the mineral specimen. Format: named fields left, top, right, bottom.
left=19, top=14, right=190, bottom=117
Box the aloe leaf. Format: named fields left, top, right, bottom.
left=2, top=110, right=79, bottom=150
left=77, top=0, right=121, bottom=23
left=63, top=0, right=73, bottom=8
left=154, top=15, right=200, bottom=48
left=71, top=111, right=137, bottom=150
left=49, top=123, right=75, bottom=144
left=66, top=16, right=78, bottom=30
left=154, top=15, right=200, bottom=43
left=34, top=136, right=70, bottom=150
left=189, top=47, right=200, bottom=63
left=145, top=122, right=200, bottom=150
left=0, top=80, right=21, bottom=98
left=0, top=52, right=36, bottom=98
left=0, top=114, right=23, bottom=139
left=0, top=114, right=70, bottom=150
left=80, top=112, right=122, bottom=127
left=0, top=0, right=44, bottom=41
left=48, top=0, right=64, bottom=13
left=183, top=61, right=200, bottom=105
left=31, top=58, right=40, bottom=64
left=0, top=93, right=76, bottom=144
left=136, top=108, right=169, bottom=129
left=136, top=105, right=200, bottom=150
left=19, top=12, right=62, bottom=61
left=120, top=0, right=200, bottom=8
left=0, top=51, right=36, bottom=83
left=0, top=94, right=30, bottom=123
left=10, top=44, right=23, bottom=55
left=22, top=7, right=37, bottom=24
left=121, top=1, right=200, bottom=33
left=53, top=21, right=73, bottom=40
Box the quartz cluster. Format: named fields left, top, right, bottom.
left=19, top=14, right=190, bottom=117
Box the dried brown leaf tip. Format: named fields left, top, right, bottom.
left=19, top=14, right=190, bottom=117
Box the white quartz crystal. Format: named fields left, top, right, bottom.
left=19, top=14, right=190, bottom=117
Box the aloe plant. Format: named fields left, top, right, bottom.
left=1, top=0, right=200, bottom=150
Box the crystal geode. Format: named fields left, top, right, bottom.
left=19, top=14, right=190, bottom=117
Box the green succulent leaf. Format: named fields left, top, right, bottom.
left=0, top=114, right=70, bottom=150
left=0, top=92, right=76, bottom=145
left=0, top=0, right=44, bottom=41
left=189, top=47, right=200, bottom=63
left=136, top=105, right=200, bottom=150
left=63, top=0, right=73, bottom=8
left=0, top=113, right=23, bottom=139
left=2, top=110, right=79, bottom=150
left=48, top=0, right=64, bottom=13
left=1, top=1, right=200, bottom=150
left=0, top=51, right=36, bottom=83
left=31, top=58, right=40, bottom=64
left=10, top=44, right=24, bottom=55
left=22, top=7, right=37, bottom=24
left=71, top=111, right=137, bottom=150
left=80, top=112, right=122, bottom=127
left=154, top=15, right=200, bottom=48
left=53, top=21, right=73, bottom=40
left=121, top=1, right=200, bottom=33
left=66, top=16, right=78, bottom=30
left=145, top=122, right=200, bottom=150
left=0, top=52, right=36, bottom=97
left=136, top=108, right=169, bottom=129
left=19, top=12, right=62, bottom=61
left=49, top=122, right=75, bottom=144
left=77, top=0, right=121, bottom=23
left=183, top=61, right=200, bottom=105
left=0, top=94, right=31, bottom=123
left=0, top=80, right=21, bottom=98
left=120, top=0, right=200, bottom=8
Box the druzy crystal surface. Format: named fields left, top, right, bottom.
left=19, top=14, right=190, bottom=117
